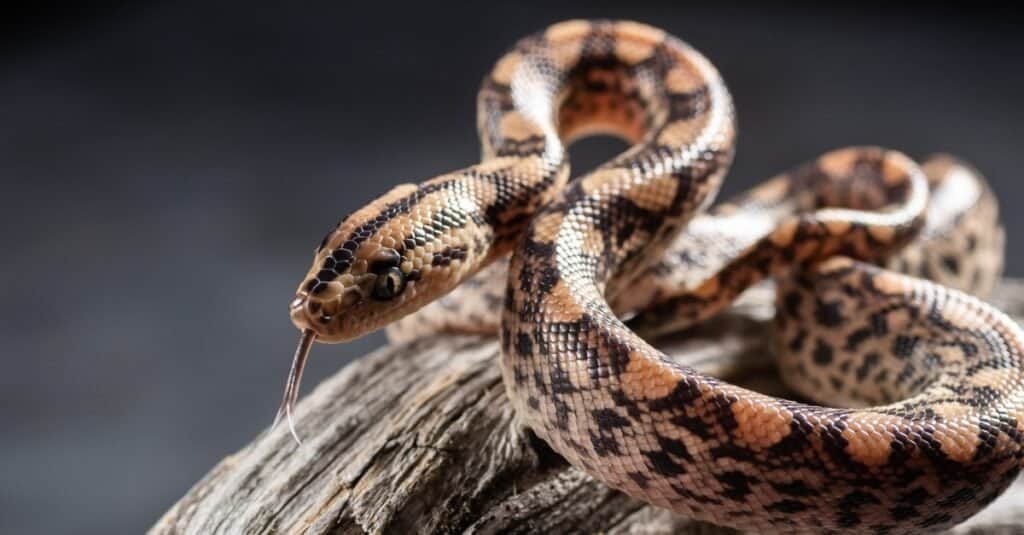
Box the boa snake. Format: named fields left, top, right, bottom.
left=279, top=20, right=1022, bottom=533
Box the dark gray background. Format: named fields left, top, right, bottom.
left=2, top=2, right=1022, bottom=533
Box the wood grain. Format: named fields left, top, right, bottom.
left=150, top=282, right=1024, bottom=534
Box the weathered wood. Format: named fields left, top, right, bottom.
left=151, top=282, right=1024, bottom=535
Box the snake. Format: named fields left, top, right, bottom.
left=278, top=20, right=1023, bottom=533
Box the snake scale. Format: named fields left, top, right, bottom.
left=279, top=20, right=1023, bottom=533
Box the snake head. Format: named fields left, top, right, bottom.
left=289, top=183, right=479, bottom=342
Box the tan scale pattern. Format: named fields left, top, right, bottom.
left=281, top=19, right=1024, bottom=534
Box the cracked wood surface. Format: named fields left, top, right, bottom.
left=150, top=282, right=1024, bottom=534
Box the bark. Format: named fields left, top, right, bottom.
left=151, top=282, right=1024, bottom=535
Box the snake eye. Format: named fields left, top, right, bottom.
left=372, top=267, right=406, bottom=300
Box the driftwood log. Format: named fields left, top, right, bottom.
left=151, top=282, right=1024, bottom=535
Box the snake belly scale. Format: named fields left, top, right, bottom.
left=281, top=20, right=1024, bottom=533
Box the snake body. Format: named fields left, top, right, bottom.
left=284, top=20, right=1023, bottom=533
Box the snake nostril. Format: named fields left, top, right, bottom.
left=289, top=294, right=336, bottom=331
left=289, top=295, right=318, bottom=329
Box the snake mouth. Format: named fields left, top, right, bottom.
left=289, top=294, right=359, bottom=343
left=290, top=294, right=334, bottom=336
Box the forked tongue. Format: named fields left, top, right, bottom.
left=273, top=329, right=316, bottom=445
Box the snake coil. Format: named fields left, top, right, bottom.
left=280, top=20, right=1021, bottom=533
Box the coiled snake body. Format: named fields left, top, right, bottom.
left=282, top=20, right=1022, bottom=533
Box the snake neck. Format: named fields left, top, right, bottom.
left=499, top=18, right=736, bottom=448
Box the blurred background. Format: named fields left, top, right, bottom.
left=2, top=1, right=1022, bottom=532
